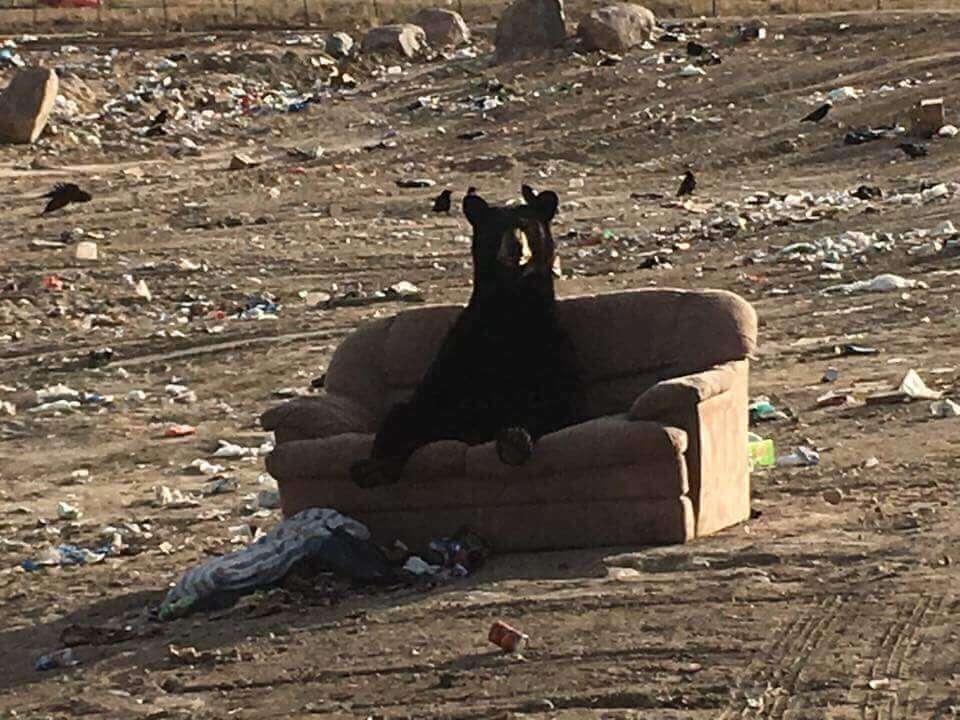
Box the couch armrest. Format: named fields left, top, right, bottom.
left=628, top=363, right=737, bottom=422
left=628, top=360, right=750, bottom=537
left=261, top=393, right=377, bottom=445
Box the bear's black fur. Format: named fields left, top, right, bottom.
left=350, top=185, right=579, bottom=489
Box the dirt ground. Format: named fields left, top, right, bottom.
left=2, top=10, right=960, bottom=719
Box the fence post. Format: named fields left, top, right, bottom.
left=96, top=0, right=102, bottom=24
left=372, top=0, right=380, bottom=22
left=303, top=0, right=309, bottom=25
left=32, top=0, right=38, bottom=27
left=458, top=0, right=463, bottom=15
left=232, top=0, right=238, bottom=22
left=161, top=0, right=168, bottom=29
left=712, top=0, right=718, bottom=17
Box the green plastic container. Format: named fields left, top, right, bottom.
left=748, top=436, right=776, bottom=469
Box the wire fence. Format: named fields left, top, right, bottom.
left=0, top=0, right=955, bottom=32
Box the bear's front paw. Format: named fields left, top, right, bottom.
left=350, top=459, right=401, bottom=489
left=496, top=426, right=534, bottom=467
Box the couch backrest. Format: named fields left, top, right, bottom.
left=326, top=288, right=758, bottom=421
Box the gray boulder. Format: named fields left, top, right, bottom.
left=0, top=67, right=58, bottom=144
left=411, top=8, right=471, bottom=48
left=494, top=0, right=566, bottom=63
left=361, top=24, right=428, bottom=59
left=578, top=3, right=656, bottom=53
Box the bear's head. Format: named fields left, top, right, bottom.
left=463, top=185, right=559, bottom=297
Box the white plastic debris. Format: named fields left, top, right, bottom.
left=931, top=399, right=960, bottom=418
left=938, top=124, right=958, bottom=138
left=30, top=400, right=81, bottom=414
left=822, top=274, right=921, bottom=294
left=75, top=241, right=98, bottom=261
left=57, top=501, right=81, bottom=520
left=212, top=440, right=260, bottom=458
left=188, top=459, right=225, bottom=475
left=898, top=370, right=941, bottom=401
left=134, top=279, right=152, bottom=302
left=826, top=86, right=860, bottom=102
left=37, top=384, right=80, bottom=403
left=155, top=485, right=201, bottom=508
left=403, top=556, right=439, bottom=575
left=922, top=184, right=950, bottom=203
left=934, top=220, right=957, bottom=236
left=679, top=64, right=707, bottom=77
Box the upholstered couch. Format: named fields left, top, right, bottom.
left=262, top=288, right=758, bottom=552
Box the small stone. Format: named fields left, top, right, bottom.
left=823, top=488, right=844, bottom=505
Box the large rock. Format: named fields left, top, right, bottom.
left=578, top=3, right=656, bottom=53
left=495, top=0, right=566, bottom=63
left=361, top=24, right=429, bottom=59
left=324, top=32, right=355, bottom=59
left=411, top=8, right=471, bottom=48
left=0, top=68, right=58, bottom=145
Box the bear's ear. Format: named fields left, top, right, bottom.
left=532, top=189, right=559, bottom=223
left=463, top=193, right=490, bottom=227
left=521, top=184, right=538, bottom=205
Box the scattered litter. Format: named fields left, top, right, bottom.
left=868, top=369, right=942, bottom=404
left=75, top=241, right=98, bottom=261
left=403, top=556, right=438, bottom=575
left=154, top=485, right=201, bottom=508
left=822, top=274, right=921, bottom=295
left=489, top=620, right=528, bottom=654
left=938, top=124, right=958, bottom=138
left=57, top=501, right=81, bottom=520
left=35, top=648, right=78, bottom=672
left=844, top=125, right=904, bottom=145
left=187, top=459, right=225, bottom=475
left=256, top=474, right=281, bottom=509
left=212, top=439, right=268, bottom=458
left=395, top=178, right=436, bottom=188
left=159, top=508, right=396, bottom=620
left=931, top=399, right=960, bottom=418
left=827, top=86, right=861, bottom=103
left=822, top=368, right=839, bottom=383
left=229, top=153, right=260, bottom=170
left=22, top=543, right=115, bottom=571
left=748, top=434, right=775, bottom=469
left=836, top=344, right=878, bottom=357
left=777, top=446, right=820, bottom=467
left=749, top=397, right=788, bottom=423
left=164, top=424, right=197, bottom=438
left=202, top=476, right=237, bottom=495
left=678, top=64, right=706, bottom=77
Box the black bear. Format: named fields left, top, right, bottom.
left=350, top=185, right=579, bottom=488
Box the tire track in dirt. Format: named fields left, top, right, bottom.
left=717, top=594, right=847, bottom=719
left=858, top=592, right=950, bottom=720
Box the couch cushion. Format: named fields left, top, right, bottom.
left=266, top=417, right=688, bottom=513
left=557, top=289, right=757, bottom=385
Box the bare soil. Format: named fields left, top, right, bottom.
left=1, top=10, right=960, bottom=719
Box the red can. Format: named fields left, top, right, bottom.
left=488, top=620, right=529, bottom=654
